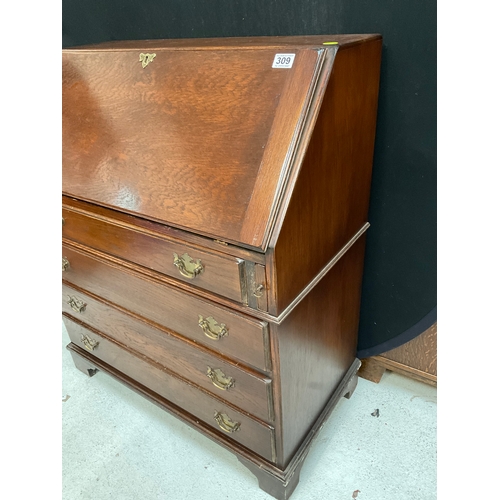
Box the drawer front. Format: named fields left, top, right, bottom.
left=63, top=316, right=276, bottom=463
left=62, top=208, right=246, bottom=303
left=62, top=283, right=273, bottom=422
left=62, top=243, right=270, bottom=372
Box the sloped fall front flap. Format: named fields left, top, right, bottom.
left=62, top=43, right=328, bottom=250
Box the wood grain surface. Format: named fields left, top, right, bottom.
left=62, top=242, right=270, bottom=371
left=64, top=318, right=276, bottom=462
left=359, top=323, right=437, bottom=386
left=272, top=235, right=366, bottom=466
left=380, top=322, right=437, bottom=375
left=239, top=48, right=325, bottom=248
left=63, top=46, right=323, bottom=249
left=63, top=195, right=267, bottom=263
left=62, top=282, right=273, bottom=421
left=271, top=39, right=382, bottom=313
left=63, top=205, right=246, bottom=303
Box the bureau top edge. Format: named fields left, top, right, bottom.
left=62, top=34, right=382, bottom=52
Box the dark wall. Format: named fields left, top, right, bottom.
left=62, top=0, right=437, bottom=355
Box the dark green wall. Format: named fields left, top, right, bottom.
left=63, top=0, right=437, bottom=355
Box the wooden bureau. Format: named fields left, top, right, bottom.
left=62, top=34, right=382, bottom=499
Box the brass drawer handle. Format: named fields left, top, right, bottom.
left=198, top=315, right=228, bottom=340
left=67, top=295, right=87, bottom=313
left=173, top=252, right=204, bottom=279
left=62, top=257, right=70, bottom=272
left=214, top=412, right=240, bottom=433
left=80, top=334, right=99, bottom=352
left=253, top=284, right=265, bottom=298
left=207, top=367, right=235, bottom=391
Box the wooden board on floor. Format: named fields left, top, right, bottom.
left=359, top=323, right=437, bottom=387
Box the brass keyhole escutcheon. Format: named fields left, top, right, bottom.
left=139, top=53, right=156, bottom=68
left=62, top=257, right=70, bottom=272
left=198, top=315, right=228, bottom=340
left=207, top=367, right=235, bottom=391
left=173, top=252, right=204, bottom=279
left=214, top=412, right=240, bottom=433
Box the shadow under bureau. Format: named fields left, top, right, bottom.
left=62, top=34, right=382, bottom=499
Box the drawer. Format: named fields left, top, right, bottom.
left=62, top=207, right=248, bottom=304
left=62, top=243, right=271, bottom=372
left=62, top=283, right=274, bottom=422
left=63, top=315, right=276, bottom=463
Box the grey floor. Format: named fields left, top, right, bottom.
left=62, top=324, right=437, bottom=500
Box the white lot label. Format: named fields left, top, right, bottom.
left=272, top=54, right=296, bottom=68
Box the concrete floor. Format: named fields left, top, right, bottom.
left=62, top=324, right=436, bottom=500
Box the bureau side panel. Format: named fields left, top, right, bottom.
left=62, top=207, right=245, bottom=303
left=276, top=235, right=366, bottom=465
left=272, top=38, right=382, bottom=314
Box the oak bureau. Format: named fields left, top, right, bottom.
left=62, top=34, right=382, bottom=499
